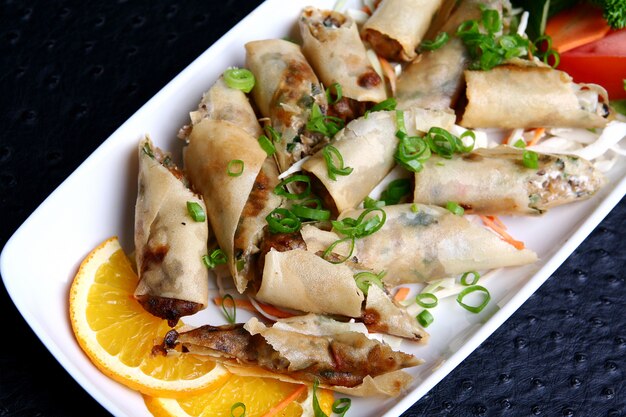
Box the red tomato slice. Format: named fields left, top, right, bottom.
left=558, top=29, right=626, bottom=100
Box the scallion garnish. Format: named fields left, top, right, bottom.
left=223, top=68, right=255, bottom=93
left=456, top=130, right=476, bottom=153
left=325, top=82, right=343, bottom=105
left=461, top=271, right=480, bottom=286
left=522, top=150, right=539, bottom=169
left=273, top=175, right=312, bottom=200
left=227, top=159, right=244, bottom=177
left=446, top=201, right=465, bottom=216
left=231, top=402, right=246, bottom=417
left=380, top=178, right=412, bottom=205
left=411, top=203, right=420, bottom=213
left=202, top=248, right=228, bottom=269
left=323, top=237, right=355, bottom=264
left=534, top=35, right=560, bottom=69
left=258, top=135, right=276, bottom=156
left=415, top=292, right=438, bottom=308
left=425, top=127, right=459, bottom=159
left=142, top=141, right=154, bottom=158
left=266, top=208, right=302, bottom=234
left=417, top=310, right=434, bottom=327
left=420, top=32, right=449, bottom=51
left=291, top=204, right=331, bottom=221
left=395, top=110, right=407, bottom=134
left=364, top=196, right=386, bottom=209
left=331, top=207, right=386, bottom=238
left=265, top=125, right=282, bottom=143
left=323, top=145, right=353, bottom=181
left=221, top=294, right=237, bottom=324
left=364, top=97, right=397, bottom=118
left=306, top=103, right=344, bottom=137
left=186, top=201, right=206, bottom=222
left=354, top=271, right=384, bottom=295
left=332, top=397, right=352, bottom=417
left=395, top=134, right=431, bottom=172
left=513, top=139, right=526, bottom=148
left=457, top=285, right=491, bottom=313
left=313, top=379, right=329, bottom=417
left=481, top=8, right=502, bottom=33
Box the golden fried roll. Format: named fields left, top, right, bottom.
left=362, top=0, right=444, bottom=62
left=134, top=137, right=209, bottom=326
left=413, top=146, right=607, bottom=215
left=460, top=59, right=609, bottom=129
left=299, top=7, right=386, bottom=103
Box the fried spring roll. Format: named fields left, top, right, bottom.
left=396, top=0, right=501, bottom=110
left=335, top=204, right=537, bottom=286
left=299, top=7, right=386, bottom=104
left=362, top=0, right=444, bottom=62
left=165, top=315, right=421, bottom=396
left=413, top=146, right=607, bottom=215
left=134, top=138, right=209, bottom=326
left=245, top=39, right=328, bottom=171
left=302, top=107, right=455, bottom=214
left=459, top=60, right=609, bottom=129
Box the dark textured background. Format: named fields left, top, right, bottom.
left=0, top=1, right=624, bottom=416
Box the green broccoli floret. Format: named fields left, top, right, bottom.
left=589, top=0, right=626, bottom=29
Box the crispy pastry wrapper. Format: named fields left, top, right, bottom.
left=299, top=7, right=386, bottom=103
left=302, top=107, right=455, bottom=213
left=460, top=59, right=609, bottom=129
left=364, top=285, right=428, bottom=341
left=184, top=118, right=268, bottom=293
left=339, top=204, right=537, bottom=286
left=396, top=0, right=500, bottom=110
left=134, top=137, right=209, bottom=323
left=245, top=39, right=328, bottom=171
left=414, top=146, right=607, bottom=215
left=362, top=0, right=444, bottom=62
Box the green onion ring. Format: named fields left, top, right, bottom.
left=291, top=204, right=331, bottom=221
left=273, top=175, right=312, bottom=200
left=326, top=82, right=343, bottom=105
left=322, top=145, right=353, bottom=181
left=227, top=159, right=244, bottom=177
left=446, top=201, right=465, bottom=216
left=322, top=237, right=355, bottom=264
left=186, top=201, right=206, bottom=222
left=395, top=110, right=407, bottom=134
left=223, top=68, right=255, bottom=93
left=456, top=285, right=491, bottom=313
left=522, top=150, right=539, bottom=169
left=415, top=292, right=439, bottom=308
left=457, top=131, right=476, bottom=153
left=265, top=208, right=301, bottom=234
left=420, top=32, right=449, bottom=51
left=332, top=398, right=351, bottom=417
left=230, top=402, right=246, bottom=417
left=354, top=271, right=384, bottom=295
left=461, top=271, right=481, bottom=286
left=417, top=310, right=434, bottom=327
left=258, top=135, right=276, bottom=156
left=221, top=294, right=237, bottom=324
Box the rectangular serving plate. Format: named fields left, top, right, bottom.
left=1, top=1, right=625, bottom=416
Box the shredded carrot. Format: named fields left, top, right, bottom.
left=378, top=56, right=397, bottom=96
left=527, top=128, right=545, bottom=147
left=394, top=287, right=410, bottom=302
left=213, top=297, right=296, bottom=319
left=545, top=3, right=610, bottom=54
left=260, top=384, right=307, bottom=417
left=486, top=215, right=507, bottom=230
left=255, top=301, right=296, bottom=319
left=362, top=5, right=372, bottom=15
left=479, top=215, right=525, bottom=250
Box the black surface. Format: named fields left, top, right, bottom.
left=0, top=1, right=624, bottom=416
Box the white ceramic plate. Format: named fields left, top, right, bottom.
left=2, top=1, right=625, bottom=416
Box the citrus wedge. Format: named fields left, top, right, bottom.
left=144, top=375, right=335, bottom=417
left=69, top=237, right=229, bottom=398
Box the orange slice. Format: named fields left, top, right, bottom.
left=144, top=375, right=335, bottom=417
left=69, top=237, right=229, bottom=398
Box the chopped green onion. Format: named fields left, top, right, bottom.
left=306, top=103, right=344, bottom=137
left=461, top=271, right=480, bottom=286
left=202, top=248, right=228, bottom=269
left=273, top=175, right=312, bottom=200
left=380, top=179, right=412, bottom=205
left=291, top=204, right=331, bottom=221
left=322, top=145, right=353, bottom=181
left=417, top=310, right=434, bottom=327
left=265, top=125, right=282, bottom=143
left=395, top=110, right=407, bottom=134
left=426, top=127, right=458, bottom=159
left=522, top=150, right=539, bottom=169
left=513, top=139, right=526, bottom=149
left=266, top=208, right=301, bottom=234
left=227, top=159, right=244, bottom=177
left=457, top=285, right=491, bottom=313
left=456, top=19, right=479, bottom=36
left=223, top=68, right=255, bottom=93
left=395, top=134, right=431, bottom=172
left=420, top=32, right=449, bottom=51
left=364, top=196, right=385, bottom=209
left=354, top=271, right=384, bottom=295
left=332, top=398, right=352, bottom=417
left=142, top=141, right=154, bottom=158
left=364, top=97, right=397, bottom=118
left=221, top=294, right=236, bottom=324
left=481, top=8, right=502, bottom=34
left=331, top=207, right=386, bottom=238
left=186, top=201, right=206, bottom=222
left=446, top=201, right=465, bottom=216
left=415, top=292, right=438, bottom=308
left=322, top=237, right=355, bottom=264
left=325, top=82, right=343, bottom=105
left=313, top=379, right=329, bottom=417
left=258, top=135, right=276, bottom=156
left=542, top=48, right=560, bottom=68
left=411, top=203, right=420, bottom=213
left=231, top=402, right=246, bottom=417
left=236, top=257, right=245, bottom=272
left=456, top=131, right=476, bottom=153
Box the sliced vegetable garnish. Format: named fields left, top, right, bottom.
left=417, top=310, right=434, bottom=328
left=395, top=133, right=431, bottom=173
left=446, top=201, right=465, bottom=216
left=522, top=150, right=539, bottom=169
left=221, top=294, right=237, bottom=324
left=186, top=201, right=206, bottom=222
left=415, top=292, right=439, bottom=308
left=354, top=271, right=384, bottom=295
left=380, top=178, right=412, bottom=205
left=258, top=134, right=276, bottom=156
left=266, top=207, right=302, bottom=234
left=364, top=97, right=397, bottom=118
left=313, top=379, right=329, bottom=417
left=420, top=32, right=449, bottom=50
left=223, top=67, right=255, bottom=93
left=426, top=127, right=459, bottom=159
left=307, top=103, right=344, bottom=137
left=513, top=138, right=527, bottom=148
left=364, top=196, right=386, bottom=209
left=265, top=125, right=282, bottom=143
left=227, top=159, right=245, bottom=177
left=395, top=109, right=407, bottom=134
left=273, top=175, right=312, bottom=200
left=456, top=285, right=491, bottom=313
left=202, top=248, right=228, bottom=269
left=461, top=271, right=481, bottom=286
left=291, top=204, right=331, bottom=221
left=323, top=144, right=354, bottom=181
left=332, top=207, right=386, bottom=238
left=326, top=82, right=343, bottom=104
left=322, top=237, right=355, bottom=264
left=332, top=398, right=352, bottom=417
left=456, top=130, right=476, bottom=153
left=231, top=402, right=246, bottom=417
